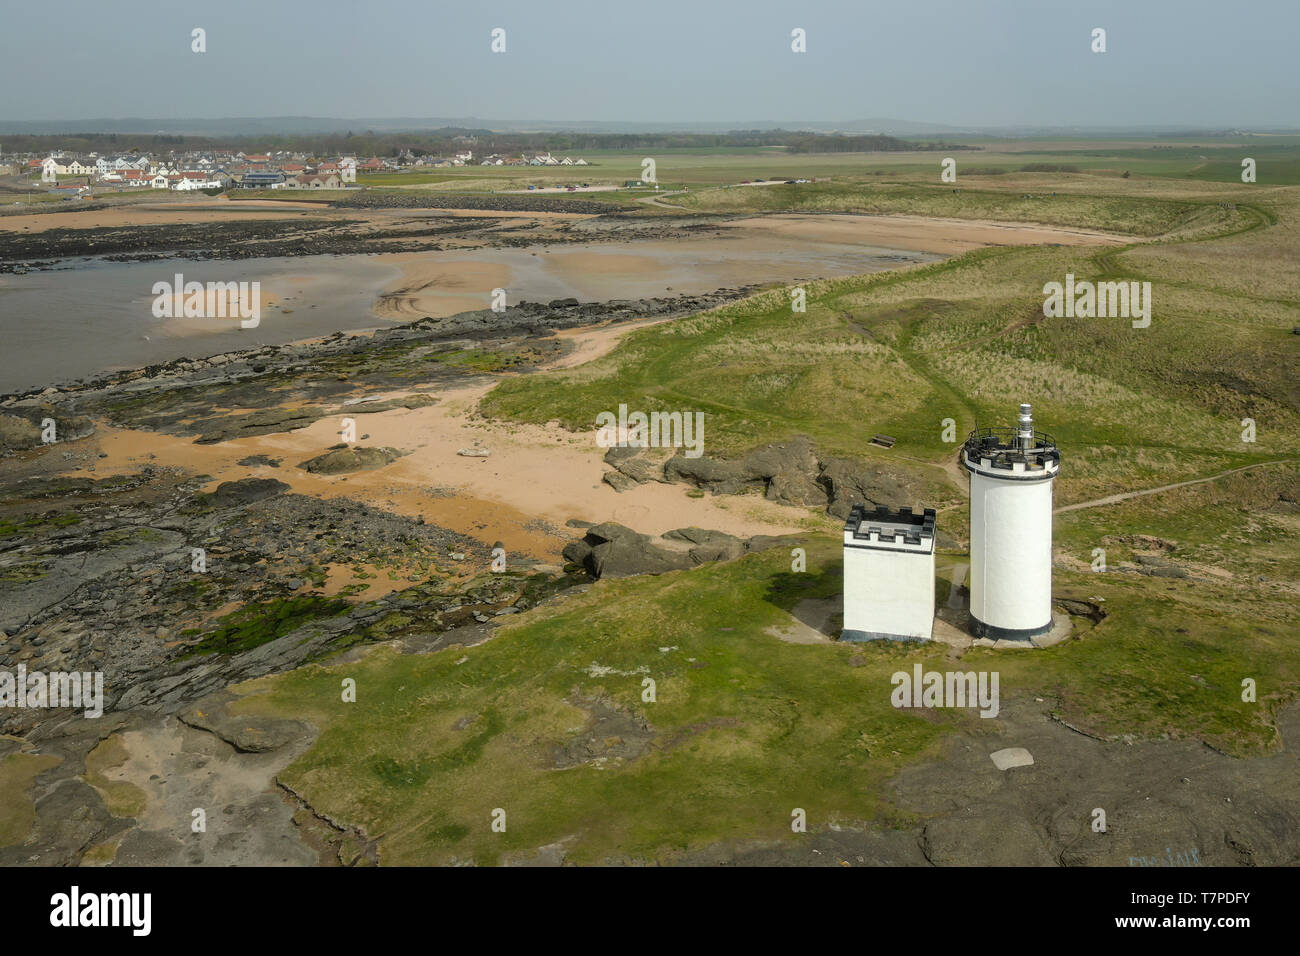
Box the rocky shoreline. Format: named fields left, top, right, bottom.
left=0, top=287, right=757, bottom=414
left=0, top=279, right=813, bottom=865
left=0, top=206, right=734, bottom=272
left=328, top=191, right=624, bottom=215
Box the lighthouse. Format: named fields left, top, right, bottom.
left=962, top=403, right=1060, bottom=640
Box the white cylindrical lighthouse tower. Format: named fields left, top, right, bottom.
left=962, top=403, right=1060, bottom=640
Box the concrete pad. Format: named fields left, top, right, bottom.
left=929, top=616, right=973, bottom=648
left=990, top=747, right=1035, bottom=770
left=1031, top=611, right=1075, bottom=647
left=934, top=609, right=1073, bottom=649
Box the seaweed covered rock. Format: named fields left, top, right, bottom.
left=297, top=445, right=408, bottom=475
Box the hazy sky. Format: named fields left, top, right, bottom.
left=2, top=0, right=1297, bottom=127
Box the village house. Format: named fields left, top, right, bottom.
left=174, top=176, right=221, bottom=192
left=285, top=172, right=342, bottom=189
left=41, top=156, right=94, bottom=180
left=239, top=170, right=287, bottom=188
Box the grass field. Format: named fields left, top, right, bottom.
left=345, top=137, right=1300, bottom=192
left=239, top=514, right=1297, bottom=864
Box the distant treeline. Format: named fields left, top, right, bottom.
left=4, top=128, right=980, bottom=157
left=779, top=132, right=980, bottom=153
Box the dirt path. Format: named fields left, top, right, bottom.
left=636, top=189, right=690, bottom=209
left=1055, top=459, right=1296, bottom=514
left=541, top=313, right=680, bottom=369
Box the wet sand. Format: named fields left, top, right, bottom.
left=370, top=212, right=1129, bottom=318
left=0, top=255, right=404, bottom=393
left=372, top=231, right=939, bottom=319
left=0, top=200, right=595, bottom=234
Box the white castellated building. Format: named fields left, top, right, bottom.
left=841, top=505, right=936, bottom=642
left=961, top=403, right=1060, bottom=640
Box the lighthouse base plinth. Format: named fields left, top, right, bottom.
left=969, top=614, right=1053, bottom=642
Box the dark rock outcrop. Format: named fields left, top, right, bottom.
left=614, top=435, right=928, bottom=520
left=563, top=522, right=693, bottom=578
left=297, top=446, right=407, bottom=475
left=0, top=405, right=95, bottom=452
left=207, top=477, right=290, bottom=508
left=816, top=456, right=919, bottom=519
left=662, top=527, right=746, bottom=563
left=563, top=522, right=801, bottom=579
left=1135, top=554, right=1189, bottom=579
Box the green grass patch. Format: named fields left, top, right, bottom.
left=181, top=596, right=351, bottom=657
left=0, top=753, right=61, bottom=847
left=0, top=512, right=82, bottom=537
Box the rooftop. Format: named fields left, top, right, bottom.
left=844, top=504, right=937, bottom=548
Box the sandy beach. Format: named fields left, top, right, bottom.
left=90, top=354, right=816, bottom=565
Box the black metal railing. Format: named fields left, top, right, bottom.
left=963, top=425, right=1058, bottom=454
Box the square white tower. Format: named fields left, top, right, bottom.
left=842, top=505, right=937, bottom=642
